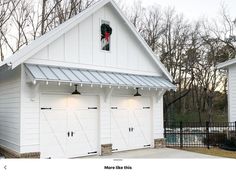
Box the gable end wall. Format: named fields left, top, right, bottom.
left=27, top=4, right=162, bottom=76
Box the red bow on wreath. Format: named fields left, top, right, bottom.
left=105, top=32, right=110, bottom=41
left=101, top=24, right=112, bottom=41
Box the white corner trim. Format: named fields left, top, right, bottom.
left=30, top=83, right=39, bottom=101
left=156, top=89, right=166, bottom=103
left=104, top=87, right=114, bottom=102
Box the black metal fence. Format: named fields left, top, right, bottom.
left=164, top=121, right=236, bottom=148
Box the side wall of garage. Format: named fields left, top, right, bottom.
left=0, top=66, right=21, bottom=154
left=20, top=65, right=40, bottom=154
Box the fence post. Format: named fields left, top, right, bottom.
left=206, top=121, right=210, bottom=149
left=180, top=121, right=183, bottom=149
left=164, top=121, right=167, bottom=138
left=234, top=121, right=236, bottom=137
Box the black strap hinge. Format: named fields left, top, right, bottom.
left=88, top=151, right=97, bottom=154
left=41, top=107, right=52, bottom=110
left=88, top=107, right=97, bottom=109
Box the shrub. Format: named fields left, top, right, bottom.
left=203, top=133, right=227, bottom=146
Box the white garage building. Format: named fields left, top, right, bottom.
left=217, top=58, right=236, bottom=122
left=0, top=0, right=175, bottom=158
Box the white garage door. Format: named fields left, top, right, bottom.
left=111, top=96, right=152, bottom=152
left=40, top=94, right=98, bottom=158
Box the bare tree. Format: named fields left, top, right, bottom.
left=41, top=0, right=96, bottom=33
left=0, top=0, right=97, bottom=60
left=126, top=1, right=145, bottom=32
left=142, top=6, right=163, bottom=52
left=0, top=0, right=20, bottom=60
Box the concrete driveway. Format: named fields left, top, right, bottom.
left=84, top=148, right=222, bottom=159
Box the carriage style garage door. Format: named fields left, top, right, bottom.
left=111, top=96, right=152, bottom=152
left=40, top=94, right=98, bottom=158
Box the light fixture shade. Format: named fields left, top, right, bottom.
left=72, top=84, right=81, bottom=95
left=134, top=88, right=141, bottom=97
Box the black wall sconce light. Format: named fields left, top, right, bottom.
left=72, top=84, right=81, bottom=95
left=134, top=88, right=141, bottom=97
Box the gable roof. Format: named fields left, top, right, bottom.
left=216, top=58, right=236, bottom=69
left=0, top=0, right=173, bottom=81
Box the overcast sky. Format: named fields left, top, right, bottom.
left=122, top=0, right=236, bottom=20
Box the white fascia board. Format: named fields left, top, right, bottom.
left=216, top=58, right=236, bottom=69
left=3, top=0, right=110, bottom=69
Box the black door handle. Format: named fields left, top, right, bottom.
left=67, top=132, right=70, bottom=137
left=71, top=131, right=74, bottom=137
left=129, top=127, right=134, bottom=132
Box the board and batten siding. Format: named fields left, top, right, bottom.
left=26, top=4, right=162, bottom=76
left=228, top=65, right=236, bottom=122
left=0, top=66, right=21, bottom=153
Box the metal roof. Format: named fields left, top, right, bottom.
left=25, top=64, right=176, bottom=90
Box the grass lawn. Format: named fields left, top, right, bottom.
left=181, top=147, right=236, bottom=159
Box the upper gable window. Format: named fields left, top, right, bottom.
left=101, top=20, right=112, bottom=51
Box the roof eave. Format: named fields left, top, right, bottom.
left=0, top=62, right=13, bottom=72
left=216, top=58, right=236, bottom=69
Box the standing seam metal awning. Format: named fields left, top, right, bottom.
left=25, top=64, right=176, bottom=90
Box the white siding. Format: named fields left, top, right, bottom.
left=153, top=96, right=164, bottom=139
left=99, top=93, right=111, bottom=146
left=0, top=66, right=21, bottom=153
left=228, top=65, right=236, bottom=122
left=27, top=4, right=162, bottom=76
left=79, top=16, right=93, bottom=64
left=49, top=35, right=65, bottom=61
left=20, top=65, right=40, bottom=153
left=33, top=47, right=48, bottom=60
left=65, top=26, right=79, bottom=63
